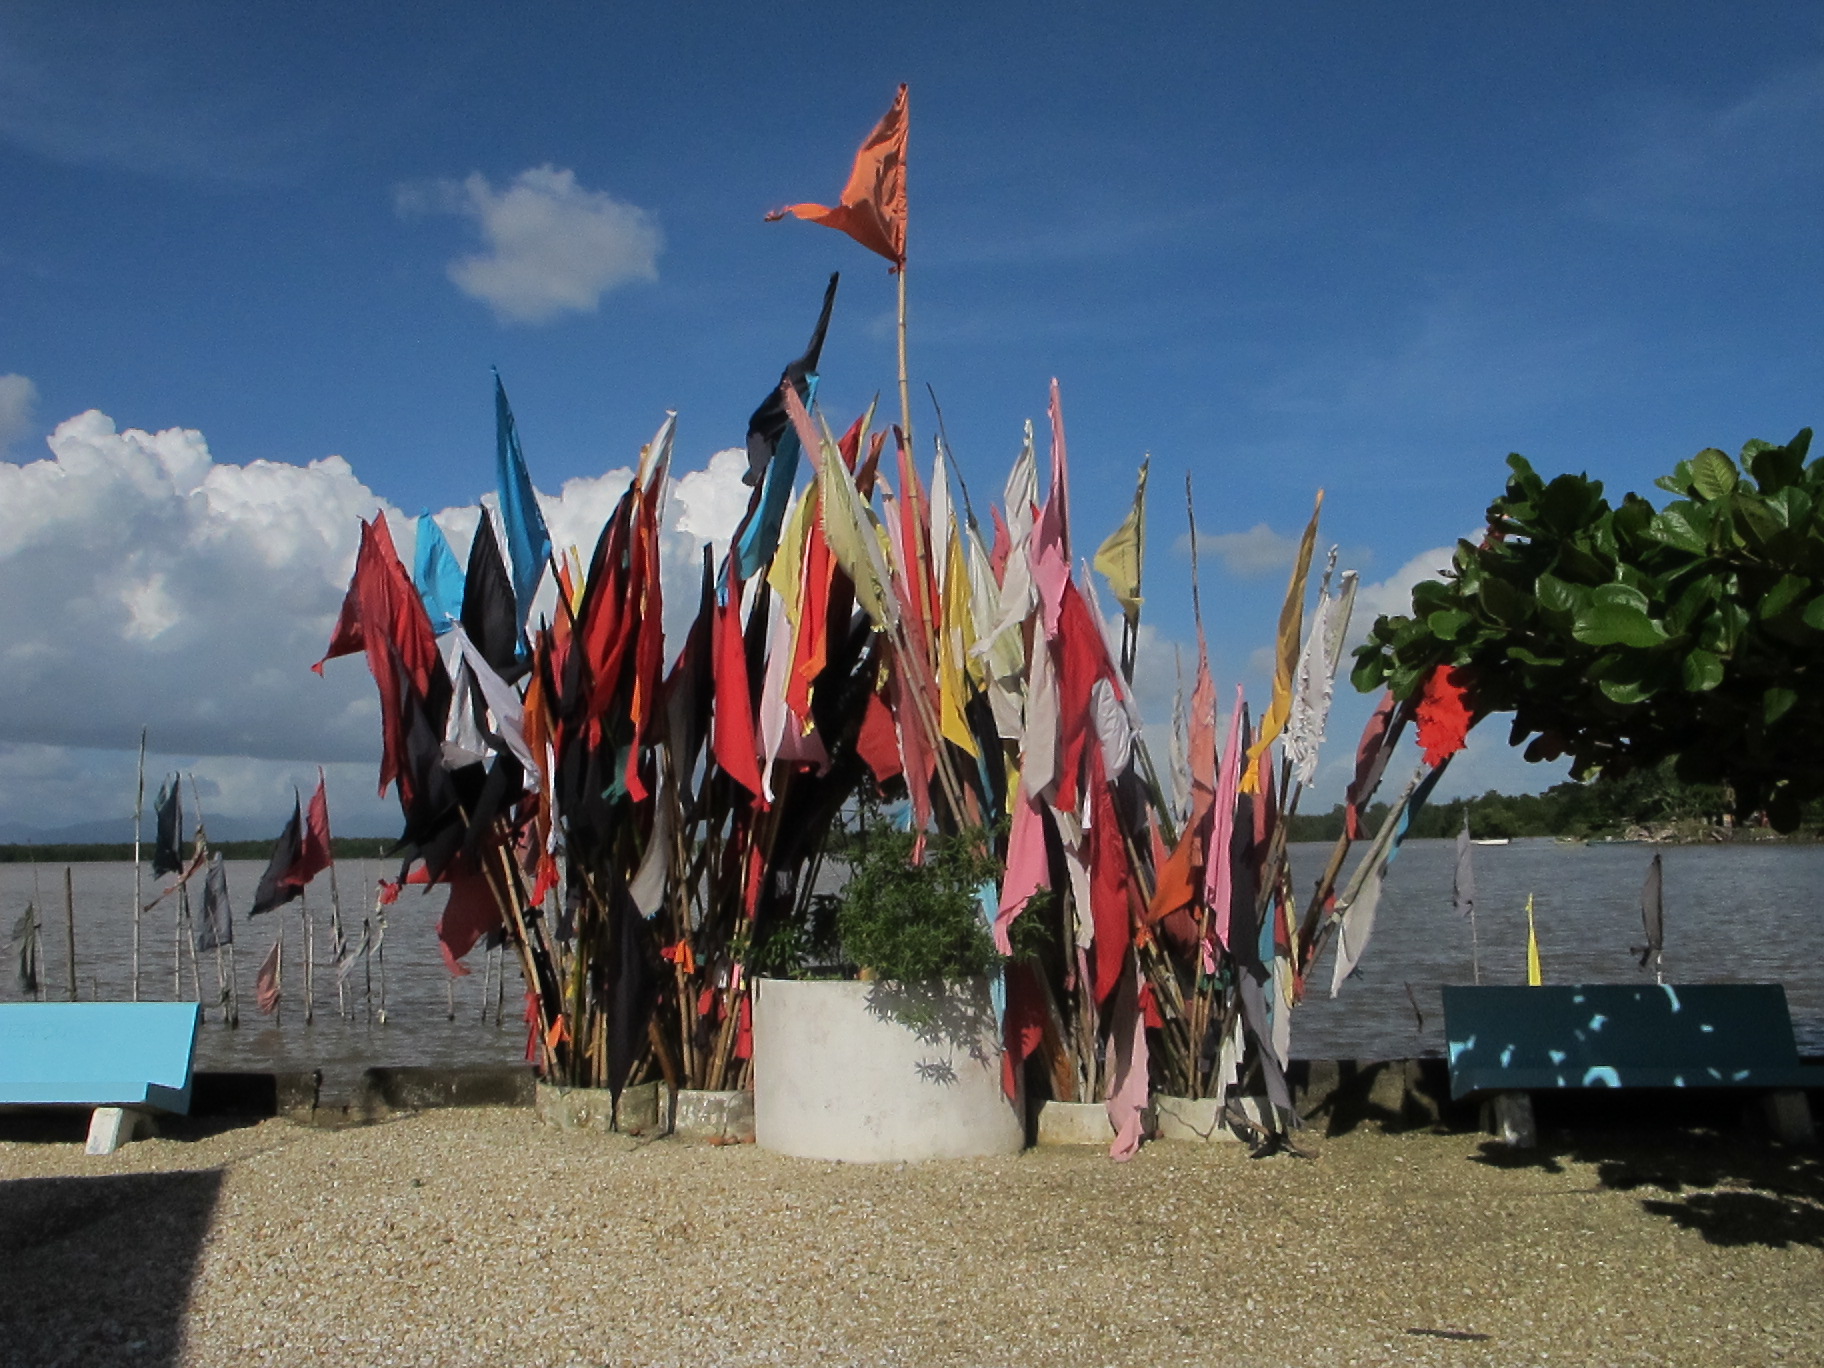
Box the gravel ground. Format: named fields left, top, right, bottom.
left=2, top=1108, right=1821, bottom=1368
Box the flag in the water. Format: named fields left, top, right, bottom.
left=12, top=903, right=39, bottom=996
left=413, top=512, right=466, bottom=635
left=1525, top=893, right=1543, bottom=986
left=1453, top=815, right=1477, bottom=921
left=250, top=797, right=304, bottom=917
left=1637, top=852, right=1664, bottom=974
left=494, top=372, right=553, bottom=628
left=765, top=84, right=908, bottom=270
left=196, top=852, right=234, bottom=952
left=297, top=771, right=333, bottom=887
left=1455, top=812, right=1480, bottom=984
left=255, top=934, right=282, bottom=1015
left=152, top=774, right=183, bottom=877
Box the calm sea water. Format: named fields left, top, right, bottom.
left=4, top=842, right=1821, bottom=1090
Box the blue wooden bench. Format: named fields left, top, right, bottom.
left=1442, top=984, right=1824, bottom=1147
left=0, top=1003, right=202, bottom=1154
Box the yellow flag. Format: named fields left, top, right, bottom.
left=937, top=518, right=979, bottom=757
left=1242, top=489, right=1324, bottom=792
left=1093, top=456, right=1148, bottom=622
left=766, top=485, right=818, bottom=626
left=1525, top=893, right=1543, bottom=986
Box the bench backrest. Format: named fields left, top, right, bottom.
left=1443, top=983, right=1801, bottom=1085
left=0, top=1002, right=202, bottom=1113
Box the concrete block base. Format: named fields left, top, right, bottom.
left=672, top=1089, right=754, bottom=1142
left=1036, top=1100, right=1115, bottom=1146
left=534, top=1080, right=664, bottom=1136
left=85, top=1106, right=153, bottom=1155
left=1765, top=1090, right=1816, bottom=1146
left=1483, top=1091, right=1537, bottom=1148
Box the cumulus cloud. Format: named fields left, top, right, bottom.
left=1179, top=522, right=1301, bottom=577
left=0, top=373, right=36, bottom=450
left=398, top=165, right=661, bottom=324
left=0, top=408, right=753, bottom=834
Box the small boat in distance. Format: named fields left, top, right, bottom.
left=1471, top=837, right=1511, bottom=847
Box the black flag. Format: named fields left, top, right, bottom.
left=12, top=904, right=39, bottom=996
left=743, top=272, right=838, bottom=486
left=462, top=512, right=522, bottom=678
left=152, top=774, right=183, bottom=877
left=250, top=797, right=304, bottom=917
left=197, top=852, right=234, bottom=951
left=1637, top=852, right=1664, bottom=972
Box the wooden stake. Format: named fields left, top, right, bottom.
left=63, top=867, right=76, bottom=1002
left=301, top=887, right=315, bottom=1025
left=132, top=727, right=146, bottom=1003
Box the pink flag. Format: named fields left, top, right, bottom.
left=255, top=936, right=282, bottom=1015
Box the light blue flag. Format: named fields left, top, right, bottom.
left=494, top=371, right=552, bottom=625
left=734, top=375, right=817, bottom=582
left=413, top=513, right=465, bottom=635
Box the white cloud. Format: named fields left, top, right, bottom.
left=0, top=408, right=754, bottom=834
left=0, top=373, right=36, bottom=450
left=1180, top=522, right=1301, bottom=577
left=399, top=166, right=662, bottom=325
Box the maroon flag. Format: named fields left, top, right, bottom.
left=255, top=935, right=282, bottom=1015
left=296, top=770, right=333, bottom=886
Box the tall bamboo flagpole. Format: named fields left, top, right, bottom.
left=132, top=727, right=146, bottom=1001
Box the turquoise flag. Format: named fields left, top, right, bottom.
left=494, top=371, right=552, bottom=626
left=735, top=375, right=817, bottom=582
left=412, top=512, right=465, bottom=635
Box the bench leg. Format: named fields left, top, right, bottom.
left=1482, top=1091, right=1537, bottom=1149
left=1764, top=1091, right=1816, bottom=1146
left=85, top=1106, right=153, bottom=1156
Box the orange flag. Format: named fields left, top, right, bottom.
left=767, top=84, right=907, bottom=270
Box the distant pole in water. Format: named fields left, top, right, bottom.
left=301, top=886, right=314, bottom=1026
left=132, top=726, right=147, bottom=1001
left=1454, top=814, right=1480, bottom=986
left=1637, top=852, right=1665, bottom=985
left=62, top=867, right=76, bottom=1002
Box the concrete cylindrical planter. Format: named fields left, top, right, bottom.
left=1035, top=1099, right=1117, bottom=1146
left=752, top=977, right=1023, bottom=1162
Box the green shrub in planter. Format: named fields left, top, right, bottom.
left=837, top=814, right=1001, bottom=984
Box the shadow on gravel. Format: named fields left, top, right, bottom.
left=0, top=1108, right=262, bottom=1146
left=1469, top=1120, right=1824, bottom=1251
left=0, top=1167, right=222, bottom=1366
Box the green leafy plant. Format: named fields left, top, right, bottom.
left=837, top=797, right=1003, bottom=982
left=1353, top=428, right=1824, bottom=828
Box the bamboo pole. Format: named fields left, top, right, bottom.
left=300, top=885, right=314, bottom=1025
left=896, top=261, right=912, bottom=460
left=327, top=847, right=349, bottom=1019
left=62, top=867, right=76, bottom=1002
left=132, top=727, right=146, bottom=1002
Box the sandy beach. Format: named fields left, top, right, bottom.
left=2, top=1106, right=1820, bottom=1367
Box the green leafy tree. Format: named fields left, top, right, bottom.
left=1353, top=429, right=1824, bottom=829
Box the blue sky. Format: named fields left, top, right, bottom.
left=2, top=2, right=1822, bottom=835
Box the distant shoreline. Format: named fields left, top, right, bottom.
left=0, top=837, right=398, bottom=864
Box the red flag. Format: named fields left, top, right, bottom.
left=255, top=935, right=282, bottom=1015
left=436, top=861, right=503, bottom=977
left=294, top=770, right=333, bottom=887
left=1415, top=665, right=1477, bottom=767
left=766, top=85, right=908, bottom=270
left=712, top=567, right=767, bottom=801
left=315, top=514, right=440, bottom=801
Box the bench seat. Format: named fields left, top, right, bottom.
left=1442, top=983, right=1823, bottom=1146
left=0, top=1003, right=202, bottom=1151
